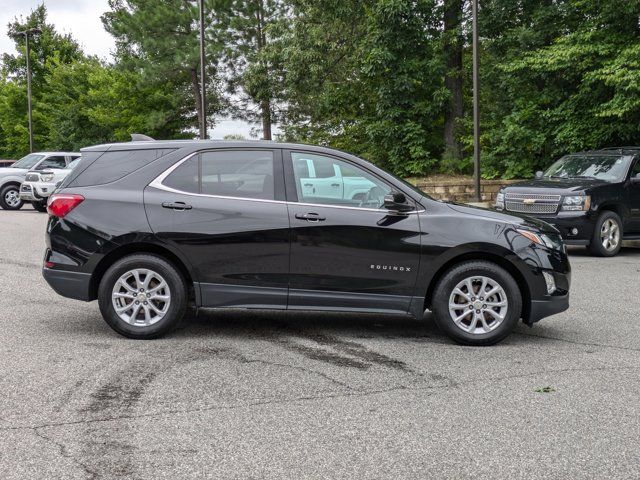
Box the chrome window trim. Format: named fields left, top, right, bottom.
left=148, top=151, right=424, bottom=214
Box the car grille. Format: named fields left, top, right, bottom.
left=25, top=173, right=39, bottom=182
left=504, top=193, right=560, bottom=215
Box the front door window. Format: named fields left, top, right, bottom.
left=291, top=152, right=391, bottom=208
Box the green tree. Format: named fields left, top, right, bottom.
left=276, top=0, right=444, bottom=176
left=102, top=0, right=222, bottom=135
left=209, top=0, right=288, bottom=140
left=467, top=0, right=640, bottom=178
left=0, top=4, right=83, bottom=156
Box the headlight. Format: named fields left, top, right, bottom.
left=40, top=173, right=54, bottom=182
left=495, top=192, right=505, bottom=209
left=561, top=195, right=590, bottom=211
left=516, top=229, right=563, bottom=250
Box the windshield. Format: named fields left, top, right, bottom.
left=67, top=158, right=81, bottom=169
left=11, top=154, right=44, bottom=170
left=543, top=154, right=632, bottom=182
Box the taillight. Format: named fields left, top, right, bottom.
left=47, top=194, right=84, bottom=218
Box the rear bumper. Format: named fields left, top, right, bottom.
left=42, top=267, right=92, bottom=301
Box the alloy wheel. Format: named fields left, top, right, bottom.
left=448, top=276, right=509, bottom=335
left=600, top=218, right=620, bottom=252
left=111, top=268, right=171, bottom=326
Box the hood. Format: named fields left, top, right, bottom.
left=446, top=203, right=558, bottom=234
left=0, top=167, right=26, bottom=177
left=504, top=177, right=611, bottom=194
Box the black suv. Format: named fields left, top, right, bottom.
left=43, top=141, right=571, bottom=345
left=496, top=148, right=640, bottom=257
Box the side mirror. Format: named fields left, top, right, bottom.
left=535, top=171, right=544, bottom=179
left=383, top=191, right=413, bottom=212
left=631, top=173, right=640, bottom=184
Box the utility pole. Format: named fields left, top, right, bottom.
left=472, top=0, right=481, bottom=202
left=198, top=0, right=207, bottom=140
left=17, top=28, right=41, bottom=153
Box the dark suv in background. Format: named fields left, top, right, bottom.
left=496, top=148, right=640, bottom=256
left=43, top=140, right=571, bottom=345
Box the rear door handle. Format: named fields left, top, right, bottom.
left=295, top=212, right=326, bottom=222
left=162, top=201, right=192, bottom=211
left=331, top=183, right=340, bottom=187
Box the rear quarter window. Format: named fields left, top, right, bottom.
left=68, top=149, right=175, bottom=187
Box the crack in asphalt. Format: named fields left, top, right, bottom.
left=2, top=364, right=635, bottom=435
left=32, top=427, right=99, bottom=480
left=515, top=331, right=640, bottom=352
left=0, top=257, right=39, bottom=269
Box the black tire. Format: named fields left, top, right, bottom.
left=32, top=201, right=48, bottom=213
left=98, top=254, right=188, bottom=339
left=0, top=184, right=24, bottom=210
left=431, top=261, right=522, bottom=346
left=588, top=211, right=623, bottom=257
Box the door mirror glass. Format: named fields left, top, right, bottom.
left=383, top=191, right=412, bottom=212
left=535, top=170, right=544, bottom=179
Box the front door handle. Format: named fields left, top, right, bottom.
left=331, top=183, right=340, bottom=187
left=295, top=212, right=326, bottom=222
left=162, top=201, right=192, bottom=211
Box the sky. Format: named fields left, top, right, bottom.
left=0, top=0, right=259, bottom=139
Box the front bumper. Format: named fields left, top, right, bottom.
left=527, top=292, right=570, bottom=323
left=497, top=207, right=596, bottom=245
left=20, top=182, right=56, bottom=202
left=43, top=267, right=92, bottom=301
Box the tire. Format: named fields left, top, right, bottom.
left=98, top=254, right=188, bottom=339
left=0, top=184, right=24, bottom=210
left=431, top=261, right=522, bottom=346
left=32, top=201, right=48, bottom=213
left=588, top=211, right=622, bottom=257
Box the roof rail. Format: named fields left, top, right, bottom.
left=130, top=134, right=155, bottom=142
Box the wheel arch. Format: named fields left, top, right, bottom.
left=89, top=242, right=196, bottom=302
left=596, top=203, right=625, bottom=223
left=422, top=251, right=532, bottom=322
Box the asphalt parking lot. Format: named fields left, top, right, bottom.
left=0, top=208, right=639, bottom=479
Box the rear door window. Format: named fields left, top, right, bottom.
left=161, top=150, right=276, bottom=200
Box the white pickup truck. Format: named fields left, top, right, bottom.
left=295, top=158, right=377, bottom=203
left=20, top=157, right=81, bottom=212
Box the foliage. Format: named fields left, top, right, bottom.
left=467, top=0, right=640, bottom=178
left=102, top=0, right=222, bottom=134
left=1, top=0, right=639, bottom=179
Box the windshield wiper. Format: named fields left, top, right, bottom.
left=573, top=175, right=597, bottom=179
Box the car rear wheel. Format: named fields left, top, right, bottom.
left=0, top=185, right=24, bottom=210
left=432, top=261, right=522, bottom=346
left=98, top=254, right=188, bottom=339
left=32, top=201, right=48, bottom=213
left=589, top=211, right=622, bottom=257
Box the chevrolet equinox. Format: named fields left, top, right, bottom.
left=43, top=141, right=571, bottom=345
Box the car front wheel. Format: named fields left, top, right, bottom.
left=432, top=261, right=522, bottom=346
left=0, top=185, right=24, bottom=210
left=98, top=254, right=188, bottom=339
left=589, top=211, right=622, bottom=257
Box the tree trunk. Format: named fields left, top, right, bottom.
left=190, top=67, right=203, bottom=137
left=255, top=0, right=272, bottom=140
left=261, top=99, right=272, bottom=140
left=443, top=0, right=464, bottom=160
